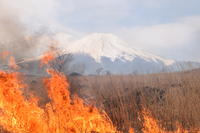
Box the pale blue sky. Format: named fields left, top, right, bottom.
left=57, top=0, right=200, bottom=32
left=1, top=0, right=200, bottom=61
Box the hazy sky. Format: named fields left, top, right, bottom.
left=1, top=0, right=200, bottom=61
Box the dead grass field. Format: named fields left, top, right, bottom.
left=69, top=69, right=200, bottom=132
left=16, top=69, right=200, bottom=132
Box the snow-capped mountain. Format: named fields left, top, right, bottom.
left=11, top=33, right=200, bottom=75
left=61, top=33, right=199, bottom=75
left=67, top=33, right=174, bottom=65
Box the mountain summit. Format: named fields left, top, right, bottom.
left=67, top=33, right=175, bottom=66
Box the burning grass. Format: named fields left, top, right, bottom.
left=1, top=52, right=200, bottom=133
left=0, top=52, right=118, bottom=133
left=0, top=69, right=119, bottom=133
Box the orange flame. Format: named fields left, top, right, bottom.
left=141, top=108, right=200, bottom=133
left=0, top=69, right=118, bottom=133
left=40, top=52, right=55, bottom=66
left=40, top=45, right=60, bottom=66
left=129, top=128, right=135, bottom=133
left=1, top=51, right=200, bottom=133
left=142, top=108, right=166, bottom=133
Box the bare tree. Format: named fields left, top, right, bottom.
left=48, top=46, right=73, bottom=74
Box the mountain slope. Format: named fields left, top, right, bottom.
left=67, top=33, right=175, bottom=66
left=10, top=33, right=200, bottom=75
left=62, top=33, right=179, bottom=74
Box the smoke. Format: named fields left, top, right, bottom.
left=0, top=0, right=60, bottom=61
left=0, top=17, right=36, bottom=60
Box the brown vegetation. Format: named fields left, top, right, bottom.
left=1, top=51, right=200, bottom=132
left=69, top=69, right=200, bottom=132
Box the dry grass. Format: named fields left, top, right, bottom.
left=69, top=69, right=200, bottom=132
left=22, top=69, right=200, bottom=132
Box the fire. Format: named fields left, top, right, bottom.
left=0, top=52, right=199, bottom=133
left=0, top=70, right=118, bottom=133
left=142, top=108, right=164, bottom=133
left=0, top=54, right=118, bottom=133
left=40, top=51, right=55, bottom=66
left=141, top=108, right=200, bottom=133
left=128, top=128, right=134, bottom=133
left=44, top=69, right=118, bottom=133
left=40, top=45, right=61, bottom=66
left=0, top=71, right=45, bottom=133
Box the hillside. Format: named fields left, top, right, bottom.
left=8, top=33, right=200, bottom=75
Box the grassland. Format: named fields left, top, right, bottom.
left=69, top=69, right=200, bottom=132
left=11, top=69, right=200, bottom=132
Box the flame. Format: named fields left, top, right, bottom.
left=0, top=69, right=118, bottom=133
left=0, top=52, right=200, bottom=133
left=142, top=108, right=166, bottom=133
left=40, top=51, right=55, bottom=66
left=40, top=45, right=60, bottom=66
left=44, top=69, right=118, bottom=133
left=0, top=56, right=118, bottom=133
left=141, top=108, right=200, bottom=133
left=128, top=128, right=134, bottom=133
left=0, top=71, right=44, bottom=133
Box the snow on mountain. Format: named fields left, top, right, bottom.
left=52, top=33, right=182, bottom=74
left=66, top=33, right=175, bottom=66
left=11, top=33, right=200, bottom=75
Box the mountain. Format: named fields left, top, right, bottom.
left=67, top=33, right=174, bottom=65
left=61, top=33, right=200, bottom=75
left=5, top=33, right=200, bottom=75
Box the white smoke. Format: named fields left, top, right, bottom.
left=0, top=0, right=71, bottom=61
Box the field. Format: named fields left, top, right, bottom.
left=1, top=68, right=200, bottom=133
left=69, top=69, right=200, bottom=132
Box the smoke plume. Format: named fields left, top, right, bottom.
left=0, top=0, right=57, bottom=61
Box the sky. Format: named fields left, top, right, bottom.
left=1, top=0, right=200, bottom=61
